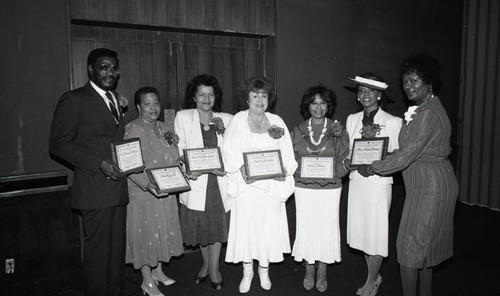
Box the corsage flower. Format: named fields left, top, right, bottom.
left=163, top=130, right=179, bottom=146
left=268, top=125, right=285, bottom=139
left=360, top=123, right=383, bottom=138
left=403, top=105, right=419, bottom=125
left=209, top=117, right=226, bottom=135
left=327, top=120, right=344, bottom=139
left=118, top=96, right=128, bottom=112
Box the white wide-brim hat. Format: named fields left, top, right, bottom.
left=346, top=76, right=388, bottom=91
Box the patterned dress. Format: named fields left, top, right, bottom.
left=371, top=97, right=459, bottom=268
left=124, top=118, right=184, bottom=269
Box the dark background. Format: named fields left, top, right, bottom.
left=0, top=0, right=465, bottom=294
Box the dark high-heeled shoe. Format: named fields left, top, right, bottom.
left=211, top=280, right=224, bottom=291
left=195, top=274, right=209, bottom=284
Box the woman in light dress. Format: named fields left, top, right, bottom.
left=344, top=73, right=402, bottom=296
left=125, top=87, right=184, bottom=296
left=222, top=77, right=297, bottom=294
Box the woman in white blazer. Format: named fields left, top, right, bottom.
left=344, top=73, right=402, bottom=296
left=174, top=74, right=233, bottom=291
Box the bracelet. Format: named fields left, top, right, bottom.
left=342, top=158, right=350, bottom=172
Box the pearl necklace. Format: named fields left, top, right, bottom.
left=307, top=118, right=328, bottom=146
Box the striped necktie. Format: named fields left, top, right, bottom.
left=105, top=92, right=119, bottom=123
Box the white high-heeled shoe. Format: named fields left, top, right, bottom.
left=140, top=281, right=164, bottom=296
left=258, top=266, right=272, bottom=290
left=239, top=262, right=254, bottom=293
left=151, top=272, right=176, bottom=287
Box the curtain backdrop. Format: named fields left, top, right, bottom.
left=458, top=0, right=500, bottom=209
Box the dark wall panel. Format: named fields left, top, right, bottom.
left=276, top=0, right=462, bottom=158
left=71, top=25, right=267, bottom=119
left=276, top=0, right=356, bottom=128
left=70, top=0, right=276, bottom=36
left=0, top=0, right=70, bottom=177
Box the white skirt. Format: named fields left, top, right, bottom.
left=225, top=187, right=291, bottom=264
left=347, top=177, right=392, bottom=257
left=292, top=187, right=342, bottom=264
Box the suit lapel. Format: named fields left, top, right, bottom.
left=83, top=83, right=120, bottom=129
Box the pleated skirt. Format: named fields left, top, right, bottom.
left=225, top=188, right=291, bottom=264
left=292, top=187, right=342, bottom=264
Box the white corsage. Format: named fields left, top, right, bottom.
left=403, top=105, right=419, bottom=125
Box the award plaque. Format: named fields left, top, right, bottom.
left=243, top=149, right=286, bottom=180
left=297, top=156, right=335, bottom=181
left=111, top=138, right=145, bottom=174
left=183, top=147, right=224, bottom=174
left=146, top=165, right=191, bottom=194
left=351, top=137, right=389, bottom=166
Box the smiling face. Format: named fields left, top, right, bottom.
left=357, top=85, right=381, bottom=112
left=247, top=90, right=269, bottom=115
left=137, top=92, right=161, bottom=123
left=308, top=95, right=328, bottom=121
left=402, top=72, right=431, bottom=104
left=194, top=85, right=215, bottom=112
left=88, top=56, right=119, bottom=91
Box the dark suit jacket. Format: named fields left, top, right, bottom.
left=49, top=82, right=128, bottom=210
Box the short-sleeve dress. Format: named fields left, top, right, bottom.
left=124, top=118, right=184, bottom=269
left=371, top=97, right=459, bottom=268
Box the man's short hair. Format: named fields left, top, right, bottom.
left=87, top=48, right=119, bottom=66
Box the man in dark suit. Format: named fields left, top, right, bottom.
left=49, top=48, right=128, bottom=296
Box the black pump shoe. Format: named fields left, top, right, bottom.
left=195, top=274, right=209, bottom=284
left=211, top=280, right=224, bottom=291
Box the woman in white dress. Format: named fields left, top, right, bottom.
left=344, top=73, right=402, bottom=296
left=222, top=77, right=297, bottom=294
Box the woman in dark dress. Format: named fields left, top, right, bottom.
left=365, top=54, right=459, bottom=296
left=174, top=75, right=233, bottom=291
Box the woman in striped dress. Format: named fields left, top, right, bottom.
left=365, top=54, right=459, bottom=296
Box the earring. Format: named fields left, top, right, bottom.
left=429, top=85, right=434, bottom=95
left=377, top=97, right=381, bottom=101
left=357, top=97, right=361, bottom=102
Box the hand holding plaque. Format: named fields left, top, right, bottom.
left=243, top=149, right=286, bottom=181
left=111, top=138, right=145, bottom=174
left=146, top=165, right=191, bottom=195
left=350, top=137, right=388, bottom=167
left=183, top=147, right=224, bottom=175
left=296, top=156, right=335, bottom=183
